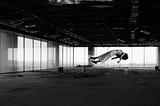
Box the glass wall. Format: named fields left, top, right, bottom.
left=25, top=37, right=33, bottom=71
left=41, top=41, right=47, bottom=69
left=66, top=47, right=70, bottom=67
left=63, top=46, right=67, bottom=67
left=0, top=29, right=159, bottom=73
left=70, top=47, right=74, bottom=66
left=34, top=39, right=41, bottom=70
left=17, top=36, right=24, bottom=71
left=0, top=30, right=15, bottom=73
left=144, top=47, right=157, bottom=67
left=74, top=47, right=88, bottom=66
left=59, top=45, right=75, bottom=67
left=0, top=29, right=60, bottom=73
left=53, top=46, right=56, bottom=67
left=59, top=45, right=63, bottom=67
left=132, top=47, right=144, bottom=67
left=95, top=47, right=158, bottom=68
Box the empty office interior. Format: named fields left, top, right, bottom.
left=0, top=29, right=159, bottom=73
left=1, top=0, right=160, bottom=105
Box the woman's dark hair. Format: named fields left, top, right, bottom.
left=122, top=53, right=128, bottom=60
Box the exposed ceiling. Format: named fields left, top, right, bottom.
left=0, top=0, right=160, bottom=46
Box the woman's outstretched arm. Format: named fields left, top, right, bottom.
left=117, top=58, right=122, bottom=63
left=117, top=53, right=125, bottom=63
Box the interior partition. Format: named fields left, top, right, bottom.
left=0, top=30, right=17, bottom=73
left=0, top=29, right=61, bottom=73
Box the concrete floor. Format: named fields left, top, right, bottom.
left=0, top=68, right=160, bottom=106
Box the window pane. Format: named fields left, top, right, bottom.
left=34, top=39, right=40, bottom=70
left=74, top=47, right=87, bottom=66
left=66, top=47, right=71, bottom=67
left=95, top=47, right=107, bottom=56
left=84, top=47, right=88, bottom=65
left=53, top=46, right=56, bottom=67
left=132, top=47, right=144, bottom=67
left=70, top=47, right=74, bottom=67
left=41, top=41, right=47, bottom=69
left=145, top=47, right=157, bottom=67
left=59, top=45, right=63, bottom=67
left=25, top=37, right=33, bottom=71
left=63, top=46, right=67, bottom=67
left=17, top=36, right=24, bottom=71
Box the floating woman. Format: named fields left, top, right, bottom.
left=90, top=49, right=128, bottom=64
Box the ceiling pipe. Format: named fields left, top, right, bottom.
left=140, top=30, right=150, bottom=35
left=56, top=27, right=90, bottom=43
left=129, top=0, right=139, bottom=41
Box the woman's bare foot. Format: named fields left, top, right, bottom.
left=90, top=57, right=97, bottom=60
left=92, top=60, right=98, bottom=64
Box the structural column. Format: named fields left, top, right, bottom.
left=88, top=47, right=95, bottom=66
left=55, top=44, right=59, bottom=67
left=157, top=47, right=160, bottom=67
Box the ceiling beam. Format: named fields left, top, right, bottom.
left=49, top=18, right=102, bottom=23
left=129, top=0, right=139, bottom=41
left=0, top=0, right=90, bottom=45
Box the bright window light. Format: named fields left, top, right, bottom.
left=95, top=47, right=157, bottom=68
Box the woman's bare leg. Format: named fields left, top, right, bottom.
left=90, top=56, right=98, bottom=60
left=92, top=60, right=100, bottom=64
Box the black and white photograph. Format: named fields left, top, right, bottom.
left=0, top=0, right=160, bottom=105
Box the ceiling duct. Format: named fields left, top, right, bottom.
left=48, top=0, right=113, bottom=5
left=140, top=30, right=150, bottom=35
left=129, top=0, right=139, bottom=41
left=25, top=24, right=36, bottom=28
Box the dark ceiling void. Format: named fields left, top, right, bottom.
left=0, top=0, right=160, bottom=46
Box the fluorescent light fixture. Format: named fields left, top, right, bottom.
left=117, top=39, right=125, bottom=43
left=140, top=30, right=150, bottom=35
left=48, top=0, right=113, bottom=5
